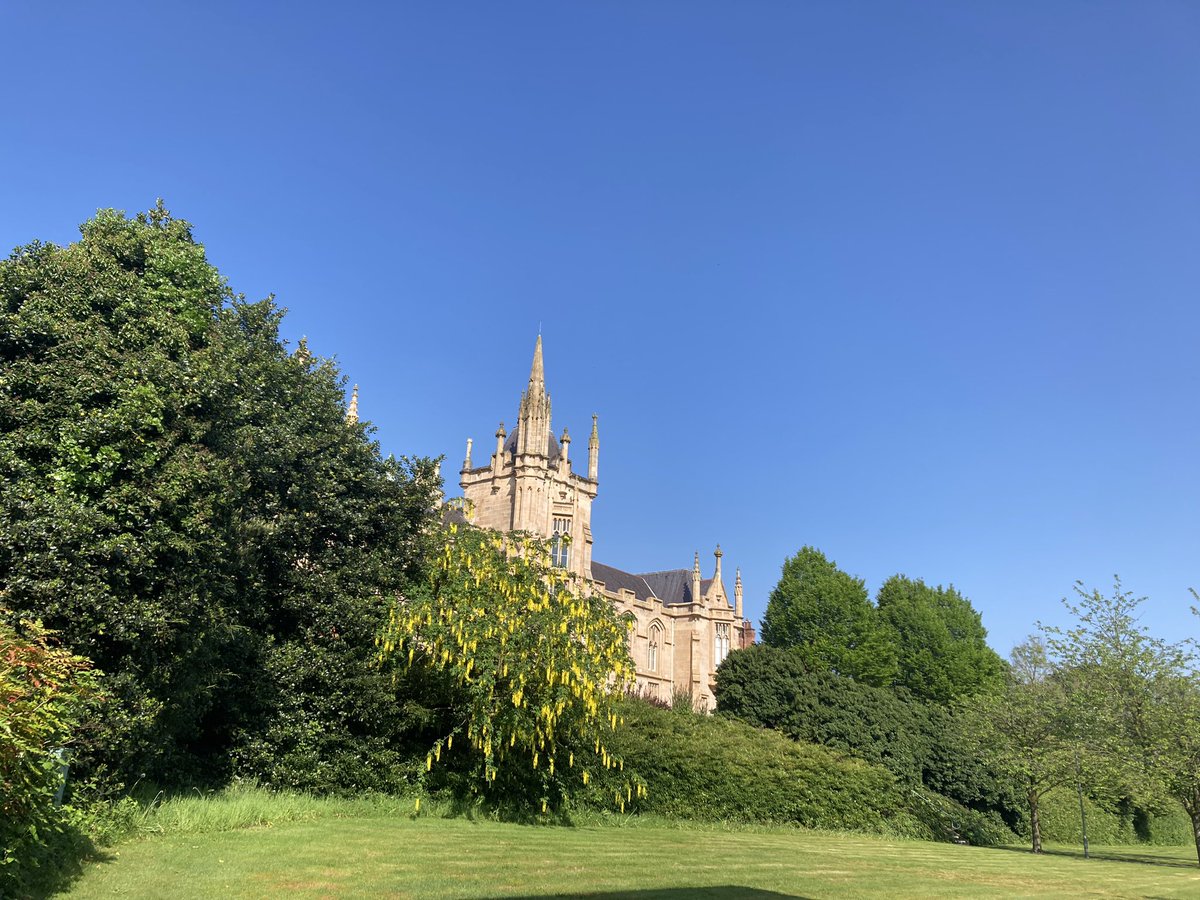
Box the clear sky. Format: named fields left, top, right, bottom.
left=5, top=3, right=1199, bottom=655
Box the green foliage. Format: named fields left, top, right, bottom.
left=590, top=697, right=939, bottom=838
left=0, top=205, right=441, bottom=791
left=760, top=547, right=897, bottom=685
left=1031, top=787, right=1193, bottom=846
left=715, top=643, right=1022, bottom=829
left=0, top=614, right=101, bottom=896
left=875, top=575, right=1005, bottom=704
left=1039, top=578, right=1200, bottom=862
left=957, top=637, right=1075, bottom=852
left=377, top=525, right=642, bottom=815
left=715, top=644, right=930, bottom=782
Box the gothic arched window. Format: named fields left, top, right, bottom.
left=648, top=622, right=662, bottom=673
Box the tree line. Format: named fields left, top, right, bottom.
left=716, top=547, right=1200, bottom=861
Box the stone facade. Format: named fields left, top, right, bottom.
left=456, top=337, right=755, bottom=710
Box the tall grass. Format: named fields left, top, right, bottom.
left=130, top=781, right=433, bottom=835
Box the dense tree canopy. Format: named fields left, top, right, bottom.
left=875, top=575, right=1005, bottom=704
left=760, top=547, right=896, bottom=686
left=0, top=205, right=441, bottom=789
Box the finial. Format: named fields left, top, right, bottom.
left=295, top=336, right=310, bottom=364
left=346, top=384, right=359, bottom=423
left=464, top=437, right=473, bottom=470
left=715, top=544, right=723, bottom=558
left=693, top=551, right=701, bottom=574
left=561, top=427, right=570, bottom=442
left=496, top=421, right=507, bottom=438
left=736, top=567, right=742, bottom=586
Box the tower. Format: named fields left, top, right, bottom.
left=459, top=337, right=597, bottom=579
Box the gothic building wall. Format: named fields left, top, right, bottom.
left=457, top=337, right=755, bottom=710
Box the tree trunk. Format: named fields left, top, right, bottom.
left=1189, top=789, right=1200, bottom=868
left=1028, top=788, right=1043, bottom=854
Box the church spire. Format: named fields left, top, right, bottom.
left=528, top=333, right=545, bottom=396
left=346, top=385, right=359, bottom=424
left=735, top=567, right=744, bottom=618
left=516, top=335, right=552, bottom=457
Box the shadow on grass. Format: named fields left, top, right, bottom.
left=995, top=845, right=1199, bottom=870
left=8, top=831, right=118, bottom=900
left=482, top=890, right=806, bottom=899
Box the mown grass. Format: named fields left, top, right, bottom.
left=60, top=786, right=1200, bottom=899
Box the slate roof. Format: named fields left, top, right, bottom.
left=503, top=427, right=561, bottom=463
left=591, top=561, right=716, bottom=607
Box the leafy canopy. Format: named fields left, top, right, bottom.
left=760, top=546, right=896, bottom=686
left=876, top=575, right=1005, bottom=704
left=0, top=204, right=440, bottom=789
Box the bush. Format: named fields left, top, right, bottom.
left=1031, top=788, right=1192, bottom=846
left=585, top=698, right=940, bottom=838
left=0, top=614, right=101, bottom=897
left=716, top=644, right=1024, bottom=828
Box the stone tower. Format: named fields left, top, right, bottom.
left=458, top=336, right=598, bottom=580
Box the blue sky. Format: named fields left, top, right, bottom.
left=5, top=3, right=1199, bottom=655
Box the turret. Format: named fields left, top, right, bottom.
left=346, top=384, right=359, bottom=424
left=493, top=423, right=506, bottom=476
left=692, top=551, right=702, bottom=606
left=735, top=568, right=743, bottom=619
left=588, top=413, right=599, bottom=481
left=560, top=427, right=571, bottom=474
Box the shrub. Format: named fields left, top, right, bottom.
left=1031, top=788, right=1192, bottom=846
left=1, top=613, right=101, bottom=896
left=586, top=698, right=934, bottom=837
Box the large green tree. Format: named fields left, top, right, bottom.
left=875, top=575, right=1005, bottom=704
left=0, top=205, right=441, bottom=789
left=760, top=547, right=896, bottom=685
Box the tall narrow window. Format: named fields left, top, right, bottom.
left=648, top=623, right=662, bottom=673
left=551, top=517, right=571, bottom=569
left=715, top=623, right=731, bottom=666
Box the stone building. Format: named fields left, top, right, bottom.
left=455, top=337, right=754, bottom=709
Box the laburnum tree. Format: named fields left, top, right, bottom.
left=0, top=205, right=441, bottom=789
left=760, top=547, right=897, bottom=686
left=377, top=524, right=645, bottom=814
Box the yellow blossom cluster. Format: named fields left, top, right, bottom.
left=377, top=524, right=645, bottom=812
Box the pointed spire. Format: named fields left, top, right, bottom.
left=692, top=551, right=702, bottom=606
left=346, top=384, right=359, bottom=424
left=528, top=334, right=545, bottom=395
left=713, top=544, right=723, bottom=584
left=588, top=413, right=599, bottom=481
left=735, top=567, right=744, bottom=619
left=516, top=336, right=551, bottom=458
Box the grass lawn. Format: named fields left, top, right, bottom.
left=63, top=815, right=1200, bottom=899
